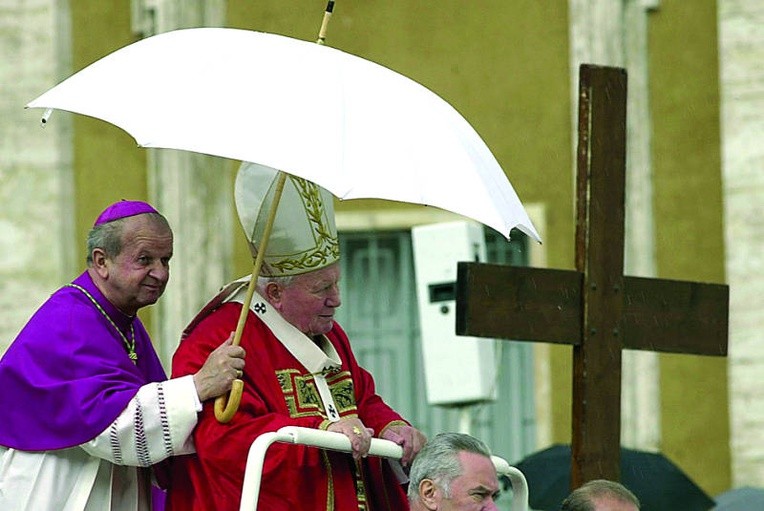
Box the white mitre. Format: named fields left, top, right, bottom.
left=235, top=161, right=340, bottom=277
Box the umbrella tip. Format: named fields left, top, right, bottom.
left=41, top=108, right=53, bottom=127
left=316, top=0, right=335, bottom=45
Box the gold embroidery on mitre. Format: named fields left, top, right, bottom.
left=269, top=176, right=339, bottom=275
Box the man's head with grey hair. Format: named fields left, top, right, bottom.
left=86, top=212, right=169, bottom=265
left=408, top=432, right=500, bottom=510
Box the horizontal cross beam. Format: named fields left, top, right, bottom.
left=455, top=262, right=728, bottom=356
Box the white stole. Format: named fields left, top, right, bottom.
left=219, top=277, right=343, bottom=422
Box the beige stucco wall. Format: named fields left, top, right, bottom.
left=2, top=0, right=743, bottom=497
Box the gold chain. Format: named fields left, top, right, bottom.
left=66, top=283, right=137, bottom=364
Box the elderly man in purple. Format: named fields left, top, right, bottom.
left=0, top=200, right=246, bottom=511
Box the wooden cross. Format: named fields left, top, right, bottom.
left=455, top=64, right=729, bottom=487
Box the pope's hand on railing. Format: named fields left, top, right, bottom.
left=193, top=332, right=247, bottom=402
left=327, top=418, right=374, bottom=461
left=380, top=424, right=427, bottom=467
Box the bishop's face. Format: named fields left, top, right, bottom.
left=95, top=215, right=173, bottom=316
left=269, top=263, right=341, bottom=337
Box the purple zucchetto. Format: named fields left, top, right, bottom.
left=94, top=200, right=159, bottom=226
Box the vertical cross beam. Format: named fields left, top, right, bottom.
left=456, top=63, right=727, bottom=494
left=571, top=64, right=628, bottom=486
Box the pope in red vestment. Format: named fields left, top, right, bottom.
left=167, top=162, right=424, bottom=511
left=168, top=300, right=411, bottom=511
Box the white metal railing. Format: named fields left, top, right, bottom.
left=240, top=426, right=529, bottom=511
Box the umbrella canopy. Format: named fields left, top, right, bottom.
left=713, top=486, right=764, bottom=510
left=512, top=444, right=715, bottom=511
left=27, top=27, right=540, bottom=243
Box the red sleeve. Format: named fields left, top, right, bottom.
left=171, top=304, right=326, bottom=496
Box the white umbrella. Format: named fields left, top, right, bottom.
left=27, top=27, right=540, bottom=243
left=27, top=24, right=542, bottom=422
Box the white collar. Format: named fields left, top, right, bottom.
left=223, top=277, right=342, bottom=374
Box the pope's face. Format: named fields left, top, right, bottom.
left=271, top=263, right=341, bottom=336
left=438, top=452, right=500, bottom=511
left=98, top=215, right=173, bottom=316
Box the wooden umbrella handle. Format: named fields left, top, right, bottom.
left=215, top=171, right=287, bottom=423
left=214, top=378, right=244, bottom=423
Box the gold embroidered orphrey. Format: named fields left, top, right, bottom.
left=277, top=368, right=357, bottom=420
left=277, top=367, right=370, bottom=511
left=269, top=176, right=339, bottom=275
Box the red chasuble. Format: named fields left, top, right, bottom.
left=167, top=302, right=409, bottom=511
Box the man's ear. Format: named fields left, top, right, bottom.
left=264, top=281, right=282, bottom=306
left=91, top=249, right=109, bottom=279
left=419, top=479, right=440, bottom=510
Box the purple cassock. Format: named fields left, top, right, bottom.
left=0, top=200, right=167, bottom=451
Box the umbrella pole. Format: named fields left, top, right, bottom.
left=214, top=171, right=288, bottom=423
left=215, top=0, right=338, bottom=424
